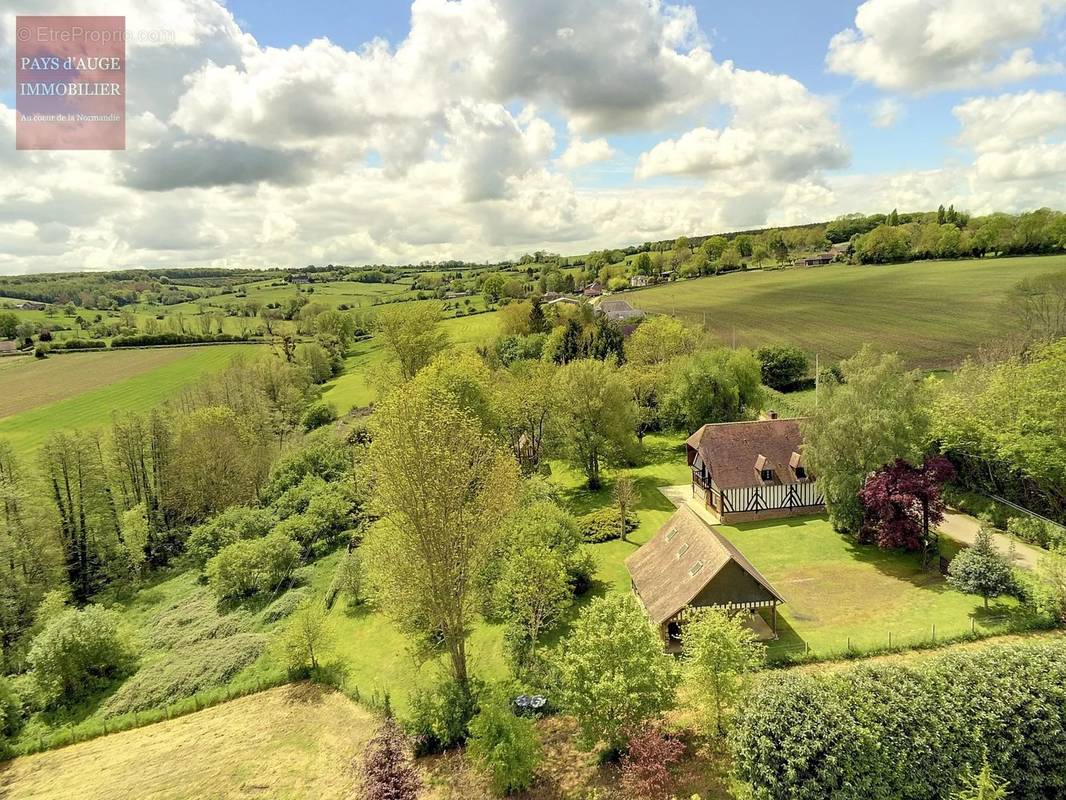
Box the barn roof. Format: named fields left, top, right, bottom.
left=625, top=505, right=783, bottom=625
left=686, top=418, right=808, bottom=490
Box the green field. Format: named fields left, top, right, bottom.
left=0, top=345, right=263, bottom=459
left=630, top=255, right=1066, bottom=368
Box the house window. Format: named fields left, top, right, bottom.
left=794, top=466, right=807, bottom=480
left=760, top=468, right=774, bottom=481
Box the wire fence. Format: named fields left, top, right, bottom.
left=763, top=613, right=1049, bottom=665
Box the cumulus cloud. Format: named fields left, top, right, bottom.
left=953, top=90, right=1066, bottom=152
left=635, top=68, right=849, bottom=181
left=558, top=137, right=616, bottom=169
left=871, top=98, right=903, bottom=128
left=827, top=0, right=1066, bottom=92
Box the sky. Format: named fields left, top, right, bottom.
left=1, top=0, right=1065, bottom=274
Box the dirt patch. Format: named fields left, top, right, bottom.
left=0, top=349, right=188, bottom=420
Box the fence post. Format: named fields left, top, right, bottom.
left=971, top=618, right=976, bottom=634
left=847, top=636, right=851, bottom=653
left=888, top=631, right=892, bottom=649
left=931, top=623, right=936, bottom=643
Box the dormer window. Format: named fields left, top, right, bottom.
left=760, top=468, right=774, bottom=482
left=794, top=466, right=807, bottom=480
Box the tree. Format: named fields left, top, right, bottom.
left=953, top=761, right=1009, bottom=800
left=374, top=303, right=448, bottom=381
left=1034, top=546, right=1066, bottom=623
left=1004, top=270, right=1066, bottom=344
left=165, top=406, right=270, bottom=523
left=467, top=700, right=541, bottom=795
left=624, top=315, right=700, bottom=367
left=496, top=545, right=571, bottom=668
left=756, top=345, right=810, bottom=391
left=206, top=531, right=300, bottom=599
left=803, top=346, right=931, bottom=532
left=613, top=475, right=638, bottom=541
left=282, top=598, right=332, bottom=673
left=682, top=608, right=763, bottom=735
left=554, top=359, right=637, bottom=489
left=360, top=719, right=422, bottom=800
left=28, top=605, right=136, bottom=706
left=556, top=594, right=678, bottom=752
left=700, top=235, right=728, bottom=262
left=948, top=527, right=1017, bottom=608
left=494, top=360, right=557, bottom=474
left=659, top=347, right=764, bottom=431
left=0, top=312, right=18, bottom=340
left=633, top=252, right=653, bottom=275
left=859, top=456, right=956, bottom=567
left=365, top=384, right=520, bottom=689
left=619, top=725, right=686, bottom=800
left=853, top=225, right=911, bottom=263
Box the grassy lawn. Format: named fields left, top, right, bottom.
left=0, top=345, right=264, bottom=459
left=630, top=254, right=1066, bottom=368
left=718, top=515, right=1040, bottom=658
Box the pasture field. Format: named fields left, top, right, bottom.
left=322, top=310, right=501, bottom=412
left=631, top=255, right=1066, bottom=368
left=0, top=344, right=263, bottom=459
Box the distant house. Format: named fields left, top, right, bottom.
left=0, top=339, right=19, bottom=354
left=541, top=291, right=562, bottom=301
left=829, top=242, right=853, bottom=259
left=630, top=274, right=653, bottom=288
left=626, top=505, right=785, bottom=649
left=287, top=273, right=311, bottom=285
left=595, top=299, right=646, bottom=323
left=792, top=253, right=833, bottom=267
left=15, top=300, right=45, bottom=311
left=444, top=291, right=471, bottom=299
left=582, top=281, right=604, bottom=297
left=544, top=296, right=580, bottom=308
left=687, top=418, right=824, bottom=524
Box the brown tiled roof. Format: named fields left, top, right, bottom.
left=625, top=505, right=783, bottom=625
left=686, top=418, right=808, bottom=490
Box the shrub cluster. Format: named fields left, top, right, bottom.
left=186, top=506, right=276, bottom=567
left=260, top=587, right=312, bottom=623
left=577, top=507, right=638, bottom=543
left=50, top=338, right=107, bottom=350
left=110, top=332, right=248, bottom=348
left=206, top=531, right=300, bottom=600
left=27, top=605, right=137, bottom=707
left=731, top=641, right=1066, bottom=800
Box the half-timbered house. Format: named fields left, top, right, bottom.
left=686, top=417, right=824, bottom=524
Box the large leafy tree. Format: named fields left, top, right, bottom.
left=554, top=359, right=637, bottom=489
left=365, top=383, right=519, bottom=689
left=659, top=347, right=764, bottom=432
left=859, top=456, right=955, bottom=567
left=682, top=607, right=764, bottom=736
left=494, top=360, right=557, bottom=474
left=556, top=594, right=678, bottom=752
left=804, top=346, right=932, bottom=533
left=373, top=302, right=448, bottom=381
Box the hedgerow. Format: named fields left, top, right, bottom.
left=730, top=640, right=1066, bottom=800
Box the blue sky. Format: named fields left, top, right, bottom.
left=3, top=0, right=1066, bottom=272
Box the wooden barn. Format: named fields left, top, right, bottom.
left=626, top=506, right=784, bottom=649
left=687, top=418, right=824, bottom=524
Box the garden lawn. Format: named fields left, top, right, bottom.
left=631, top=254, right=1066, bottom=369
left=717, top=515, right=1041, bottom=658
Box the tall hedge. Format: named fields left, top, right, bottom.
left=730, top=641, right=1066, bottom=800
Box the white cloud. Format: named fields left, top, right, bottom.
left=953, top=90, right=1066, bottom=152
left=558, top=137, right=616, bottom=169
left=827, top=0, right=1066, bottom=92
left=871, top=98, right=903, bottom=128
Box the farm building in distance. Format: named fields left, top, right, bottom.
left=626, top=505, right=784, bottom=649
left=594, top=298, right=646, bottom=323
left=14, top=300, right=46, bottom=311
left=687, top=417, right=824, bottom=524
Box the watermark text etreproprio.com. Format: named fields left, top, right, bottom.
left=16, top=24, right=175, bottom=45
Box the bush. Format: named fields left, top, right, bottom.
left=301, top=400, right=337, bottom=431
left=1007, top=516, right=1062, bottom=549
left=619, top=725, right=686, bottom=800
left=406, top=677, right=482, bottom=755
left=206, top=531, right=300, bottom=600
left=756, top=345, right=810, bottom=391
left=186, top=506, right=276, bottom=567
left=101, top=633, right=266, bottom=717
left=50, top=338, right=107, bottom=350
left=28, top=605, right=137, bottom=706
left=110, top=332, right=246, bottom=348
left=730, top=640, right=1066, bottom=800
left=0, top=675, right=23, bottom=738
left=361, top=719, right=422, bottom=800
left=260, top=431, right=353, bottom=504
left=578, top=507, right=638, bottom=543
left=467, top=700, right=540, bottom=795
